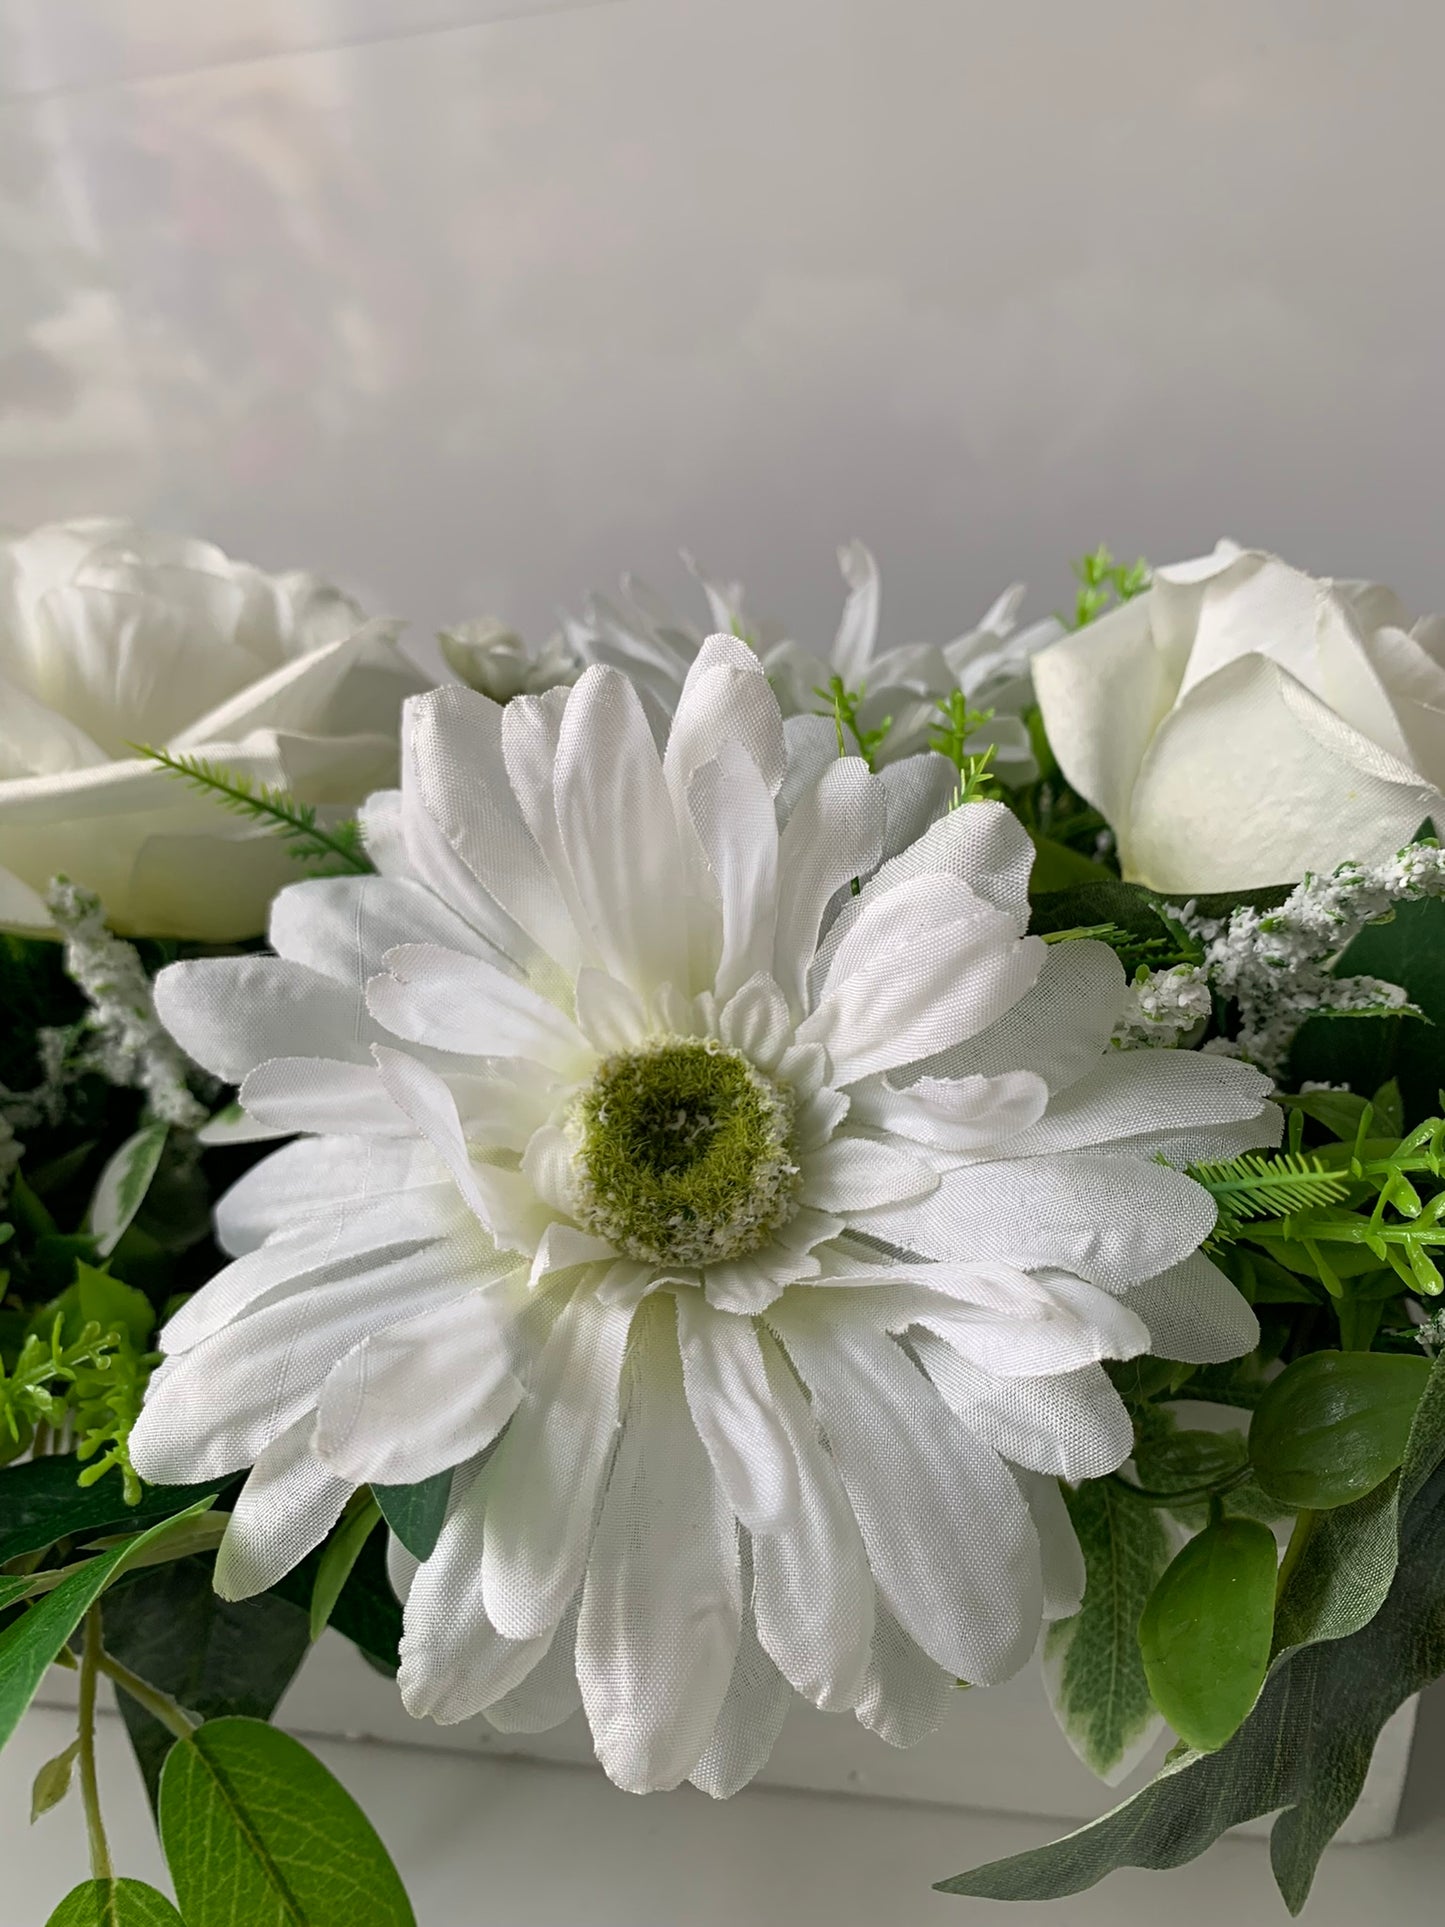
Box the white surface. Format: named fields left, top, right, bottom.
left=0, top=0, right=1443, bottom=647
left=6, top=1693, right=1445, bottom=1927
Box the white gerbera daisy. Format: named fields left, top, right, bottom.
left=566, top=542, right=1060, bottom=770
left=132, top=639, right=1277, bottom=1796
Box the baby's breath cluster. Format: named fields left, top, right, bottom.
left=1112, top=962, right=1212, bottom=1049
left=1171, top=842, right=1445, bottom=1074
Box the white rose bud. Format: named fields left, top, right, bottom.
left=439, top=618, right=579, bottom=703
left=0, top=518, right=425, bottom=939
left=1033, top=541, right=1442, bottom=891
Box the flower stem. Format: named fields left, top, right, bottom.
left=97, top=1650, right=198, bottom=1741
left=77, top=1604, right=113, bottom=1884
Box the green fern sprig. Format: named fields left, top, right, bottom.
left=1190, top=1151, right=1352, bottom=1232
left=136, top=745, right=373, bottom=875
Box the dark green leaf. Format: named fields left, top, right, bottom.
left=373, top=1472, right=451, bottom=1563
left=45, top=1878, right=185, bottom=1925
left=89, top=1124, right=169, bottom=1260
left=310, top=1492, right=382, bottom=1641
left=1042, top=1479, right=1172, bottom=1780
left=1133, top=1428, right=1247, bottom=1496
left=935, top=1354, right=1445, bottom=1913
left=158, top=1717, right=416, bottom=1926
left=0, top=1498, right=214, bottom=1751
left=1280, top=1087, right=1372, bottom=1139
left=0, top=1453, right=223, bottom=1565
left=1250, top=1350, right=1430, bottom=1508
left=103, top=1558, right=310, bottom=1808
left=1138, top=1519, right=1276, bottom=1752
left=1027, top=836, right=1113, bottom=892
left=270, top=1523, right=401, bottom=1673
left=1028, top=880, right=1177, bottom=957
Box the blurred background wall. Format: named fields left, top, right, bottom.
left=0, top=0, right=1439, bottom=651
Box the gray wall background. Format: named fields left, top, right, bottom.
left=0, top=0, right=1440, bottom=649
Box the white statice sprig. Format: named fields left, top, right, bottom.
left=46, top=879, right=208, bottom=1128
left=1170, top=842, right=1445, bottom=1075
left=1112, top=964, right=1212, bottom=1050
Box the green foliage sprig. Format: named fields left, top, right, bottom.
left=813, top=675, right=892, bottom=770
left=134, top=745, right=373, bottom=875
left=1066, top=543, right=1151, bottom=629
left=928, top=692, right=1000, bottom=806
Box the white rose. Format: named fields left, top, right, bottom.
left=0, top=518, right=425, bottom=939
left=438, top=618, right=579, bottom=702
left=1032, top=542, right=1442, bottom=891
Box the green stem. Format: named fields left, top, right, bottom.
left=77, top=1604, right=112, bottom=1884
left=97, top=1650, right=198, bottom=1741
left=1276, top=1508, right=1316, bottom=1601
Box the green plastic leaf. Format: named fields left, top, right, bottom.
left=45, top=1878, right=185, bottom=1925
left=158, top=1717, right=416, bottom=1926
left=0, top=1497, right=214, bottom=1751
left=936, top=1353, right=1445, bottom=1914
left=1132, top=1428, right=1247, bottom=1497
left=1138, top=1519, right=1276, bottom=1752
left=89, top=1124, right=169, bottom=1259
left=103, top=1558, right=310, bottom=1808
left=30, top=1736, right=80, bottom=1820
left=310, top=1492, right=382, bottom=1641
left=0, top=1453, right=222, bottom=1565
left=1027, top=837, right=1113, bottom=892
left=270, top=1527, right=401, bottom=1674
left=1250, top=1350, right=1430, bottom=1508
left=74, top=1262, right=155, bottom=1350
left=373, top=1471, right=452, bottom=1562
left=1042, top=1479, right=1172, bottom=1781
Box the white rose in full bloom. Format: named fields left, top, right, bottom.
left=0, top=519, right=426, bottom=939
left=1032, top=542, right=1443, bottom=892
left=438, top=619, right=579, bottom=703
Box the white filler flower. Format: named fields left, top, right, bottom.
left=133, top=640, right=1277, bottom=1795
left=569, top=542, right=1059, bottom=769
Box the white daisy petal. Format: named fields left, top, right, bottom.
left=849, top=1069, right=1049, bottom=1151
left=913, top=1336, right=1133, bottom=1481
left=485, top=1591, right=584, bottom=1734
left=773, top=1295, right=1040, bottom=1684
left=554, top=666, right=690, bottom=995
left=717, top=974, right=793, bottom=1070
left=851, top=1600, right=956, bottom=1747
left=213, top=1134, right=446, bottom=1257
left=154, top=955, right=370, bottom=1082
left=688, top=1568, right=792, bottom=1799
left=749, top=1336, right=874, bottom=1712
left=772, top=758, right=886, bottom=1013
left=315, top=1288, right=524, bottom=1486
left=1015, top=1468, right=1086, bottom=1621
left=923, top=937, right=1126, bottom=1092
left=676, top=1296, right=802, bottom=1531
left=576, top=1301, right=742, bottom=1792
left=993, top=1051, right=1276, bottom=1161
left=574, top=966, right=650, bottom=1052
left=368, top=943, right=587, bottom=1071
left=798, top=1137, right=937, bottom=1214
left=482, top=1293, right=634, bottom=1640
left=662, top=636, right=788, bottom=810
left=689, top=741, right=780, bottom=1004
left=212, top=1417, right=353, bottom=1603
left=1121, top=1252, right=1260, bottom=1363
left=237, top=1058, right=411, bottom=1138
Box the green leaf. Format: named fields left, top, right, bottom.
left=30, top=1736, right=80, bottom=1820
left=1133, top=1428, right=1247, bottom=1496
left=89, top=1124, right=169, bottom=1260
left=45, top=1878, right=185, bottom=1925
left=269, top=1526, right=401, bottom=1674
left=0, top=1454, right=222, bottom=1565
left=1027, top=836, right=1113, bottom=892
left=310, top=1492, right=382, bottom=1641
left=373, top=1471, right=451, bottom=1562
left=1028, top=880, right=1179, bottom=962
left=1042, top=1480, right=1172, bottom=1781
left=1250, top=1350, right=1430, bottom=1509
left=158, top=1717, right=416, bottom=1926
left=935, top=1353, right=1445, bottom=1913
left=73, top=1263, right=155, bottom=1351
left=1138, top=1519, right=1276, bottom=1752
left=0, top=1498, right=214, bottom=1751
left=1280, top=1087, right=1372, bottom=1139
left=103, top=1558, right=311, bottom=1808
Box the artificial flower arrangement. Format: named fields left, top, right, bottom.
left=2, top=521, right=1445, bottom=1924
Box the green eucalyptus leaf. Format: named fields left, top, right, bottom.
left=103, top=1558, right=310, bottom=1808
left=373, top=1471, right=452, bottom=1562
left=0, top=1497, right=214, bottom=1750
left=310, top=1492, right=382, bottom=1641
left=0, top=1453, right=223, bottom=1565
left=30, top=1736, right=80, bottom=1821
left=45, top=1878, right=185, bottom=1925
left=936, top=1353, right=1445, bottom=1914
left=1042, top=1479, right=1171, bottom=1781
left=1138, top=1519, right=1277, bottom=1752
left=158, top=1717, right=416, bottom=1927
left=1250, top=1351, right=1430, bottom=1508
left=89, top=1123, right=169, bottom=1260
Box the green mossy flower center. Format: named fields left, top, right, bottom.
left=568, top=1038, right=799, bottom=1266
